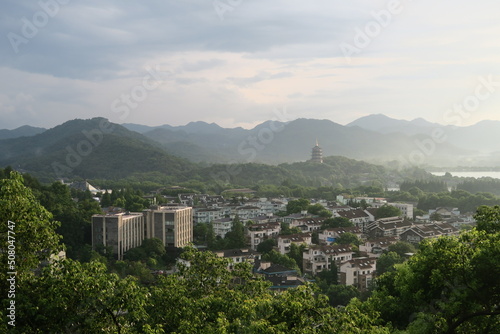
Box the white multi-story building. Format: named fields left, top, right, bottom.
left=339, top=257, right=377, bottom=291
left=277, top=233, right=312, bottom=254
left=372, top=202, right=414, bottom=219
left=193, top=208, right=223, bottom=224
left=247, top=222, right=281, bottom=250
left=303, top=244, right=354, bottom=275
left=91, top=212, right=144, bottom=260
left=212, top=218, right=233, bottom=238
left=318, top=227, right=363, bottom=245
left=143, top=205, right=193, bottom=248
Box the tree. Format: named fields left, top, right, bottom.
left=100, top=190, right=112, bottom=207
left=280, top=222, right=302, bottom=235
left=474, top=205, right=500, bottom=233
left=317, top=263, right=338, bottom=286
left=376, top=251, right=403, bottom=275
left=307, top=203, right=325, bottom=214
left=375, top=204, right=402, bottom=219
left=14, top=259, right=152, bottom=333
left=324, top=284, right=360, bottom=307
left=335, top=232, right=361, bottom=247
left=223, top=217, right=246, bottom=249
left=369, top=228, right=500, bottom=332
left=147, top=247, right=390, bottom=333
left=142, top=238, right=166, bottom=259
left=430, top=212, right=443, bottom=221
left=0, top=172, right=62, bottom=275
left=387, top=241, right=416, bottom=257
left=256, top=238, right=276, bottom=254
left=288, top=243, right=307, bottom=272
left=262, top=250, right=300, bottom=273
left=321, top=217, right=353, bottom=229
left=286, top=198, right=310, bottom=214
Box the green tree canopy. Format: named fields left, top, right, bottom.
left=256, top=238, right=276, bottom=254
left=321, top=217, right=354, bottom=229
left=335, top=232, right=362, bottom=247
left=375, top=204, right=402, bottom=219
left=369, top=228, right=500, bottom=332
left=286, top=198, right=310, bottom=214
left=474, top=205, right=500, bottom=233
left=0, top=172, right=62, bottom=275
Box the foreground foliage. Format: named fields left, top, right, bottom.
left=2, top=171, right=500, bottom=333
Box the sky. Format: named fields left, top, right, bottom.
left=1, top=0, right=500, bottom=130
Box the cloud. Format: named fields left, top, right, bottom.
left=1, top=0, right=500, bottom=129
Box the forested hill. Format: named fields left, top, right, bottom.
left=130, top=118, right=470, bottom=165
left=0, top=117, right=432, bottom=186
left=0, top=118, right=194, bottom=181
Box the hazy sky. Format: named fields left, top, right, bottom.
left=1, top=0, right=499, bottom=129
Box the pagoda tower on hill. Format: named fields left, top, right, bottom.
left=311, top=139, right=323, bottom=163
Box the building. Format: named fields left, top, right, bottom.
left=338, top=257, right=377, bottom=291
left=366, top=216, right=413, bottom=238
left=277, top=233, right=312, bottom=254
left=335, top=208, right=371, bottom=230
left=212, top=217, right=233, bottom=238
left=303, top=244, right=354, bottom=275
left=91, top=212, right=144, bottom=260
left=310, top=139, right=323, bottom=163
left=289, top=217, right=325, bottom=232
left=399, top=221, right=459, bottom=244
left=143, top=205, right=193, bottom=248
left=193, top=207, right=223, bottom=224
left=214, top=248, right=262, bottom=271
left=318, top=227, right=363, bottom=245
left=247, top=222, right=281, bottom=250
left=372, top=202, right=414, bottom=219
left=359, top=236, right=399, bottom=256
left=256, top=263, right=305, bottom=291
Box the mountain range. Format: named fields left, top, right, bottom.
left=1, top=114, right=500, bottom=182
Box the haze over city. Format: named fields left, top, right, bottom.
left=1, top=0, right=500, bottom=130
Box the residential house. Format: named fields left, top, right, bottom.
left=338, top=257, right=377, bottom=291
left=277, top=233, right=312, bottom=254
left=366, top=216, right=413, bottom=238
left=400, top=221, right=459, bottom=244
left=303, top=244, right=354, bottom=275
left=359, top=236, right=399, bottom=256
left=318, top=227, right=363, bottom=245
left=256, top=263, right=305, bottom=291
left=214, top=248, right=262, bottom=271
left=247, top=222, right=281, bottom=250
left=212, top=217, right=233, bottom=238
left=335, top=208, right=371, bottom=230
left=372, top=202, right=414, bottom=219
left=289, top=217, right=325, bottom=232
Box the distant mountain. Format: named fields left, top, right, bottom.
left=444, top=120, right=500, bottom=154
left=0, top=125, right=46, bottom=140
left=125, top=118, right=471, bottom=166
left=347, top=114, right=440, bottom=136
left=0, top=118, right=193, bottom=180
left=348, top=114, right=500, bottom=159
left=0, top=117, right=439, bottom=187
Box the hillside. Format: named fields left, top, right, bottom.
left=346, top=114, right=439, bottom=135
left=348, top=114, right=500, bottom=159
left=0, top=118, right=194, bottom=181
left=130, top=118, right=471, bottom=166
left=0, top=125, right=46, bottom=139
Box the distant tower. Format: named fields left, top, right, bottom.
left=311, top=139, right=323, bottom=163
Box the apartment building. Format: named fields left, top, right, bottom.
left=143, top=205, right=193, bottom=248
left=91, top=212, right=144, bottom=260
